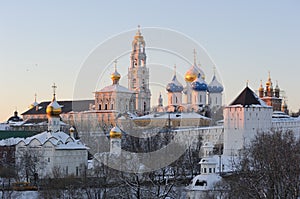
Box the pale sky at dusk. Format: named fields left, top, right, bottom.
left=0, top=1, right=300, bottom=122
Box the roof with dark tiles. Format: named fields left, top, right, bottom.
left=22, top=100, right=94, bottom=115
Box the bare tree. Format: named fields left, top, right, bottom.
left=221, top=130, right=300, bottom=199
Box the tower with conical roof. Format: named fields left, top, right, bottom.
left=128, top=25, right=151, bottom=115
left=46, top=83, right=62, bottom=132
left=223, top=85, right=273, bottom=156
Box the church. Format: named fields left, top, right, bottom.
left=21, top=26, right=224, bottom=129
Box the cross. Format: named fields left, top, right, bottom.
left=213, top=66, right=216, bottom=76
left=137, top=25, right=141, bottom=34
left=174, top=64, right=176, bottom=76
left=114, top=60, right=118, bottom=71
left=193, top=49, right=197, bottom=65
left=52, top=83, right=57, bottom=96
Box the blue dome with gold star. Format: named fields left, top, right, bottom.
left=191, top=74, right=208, bottom=91
left=166, top=75, right=184, bottom=93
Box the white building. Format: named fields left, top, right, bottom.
left=14, top=85, right=89, bottom=179
left=223, top=86, right=273, bottom=156
left=186, top=142, right=222, bottom=199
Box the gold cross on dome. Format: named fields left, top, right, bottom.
left=52, top=83, right=57, bottom=96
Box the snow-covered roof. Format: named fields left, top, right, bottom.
left=166, top=75, right=184, bottom=93
left=0, top=131, right=88, bottom=150
left=186, top=173, right=221, bottom=191
left=96, top=84, right=133, bottom=93
left=208, top=75, right=223, bottom=93
left=0, top=137, right=23, bottom=146
left=135, top=112, right=210, bottom=120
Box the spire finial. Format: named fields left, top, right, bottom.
left=268, top=71, right=271, bottom=80
left=213, top=66, right=216, bottom=76
left=137, top=25, right=141, bottom=35
left=114, top=59, right=118, bottom=72
left=52, top=83, right=57, bottom=99
left=246, top=80, right=249, bottom=87
left=34, top=93, right=37, bottom=102
left=174, top=64, right=176, bottom=76
left=193, top=49, right=197, bottom=66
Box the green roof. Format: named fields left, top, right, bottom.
left=0, top=130, right=40, bottom=140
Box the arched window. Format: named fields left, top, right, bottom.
left=105, top=104, right=108, bottom=110
left=144, top=102, right=146, bottom=112
left=111, top=104, right=114, bottom=110
left=132, top=79, right=136, bottom=89
left=99, top=104, right=101, bottom=110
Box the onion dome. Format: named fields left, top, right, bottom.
left=191, top=74, right=208, bottom=91
left=259, top=80, right=264, bottom=92
left=46, top=84, right=62, bottom=116
left=275, top=81, right=280, bottom=92
left=166, top=71, right=184, bottom=93
left=133, top=25, right=145, bottom=45
left=110, top=126, right=122, bottom=139
left=185, top=49, right=205, bottom=82
left=185, top=65, right=198, bottom=82
left=111, top=60, right=121, bottom=84
left=208, top=75, right=223, bottom=93
left=266, top=71, right=272, bottom=88
left=29, top=94, right=38, bottom=109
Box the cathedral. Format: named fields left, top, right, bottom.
left=21, top=26, right=224, bottom=129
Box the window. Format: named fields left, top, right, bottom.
left=48, top=157, right=50, bottom=162
left=209, top=168, right=212, bottom=173
left=203, top=168, right=207, bottom=173
left=111, top=104, right=113, bottom=110
left=76, top=167, right=79, bottom=176
left=66, top=166, right=68, bottom=175
left=105, top=104, right=108, bottom=110
left=99, top=104, right=101, bottom=110
left=195, top=180, right=207, bottom=186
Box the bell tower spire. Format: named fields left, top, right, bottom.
left=128, top=25, right=151, bottom=115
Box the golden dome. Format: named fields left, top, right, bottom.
left=185, top=66, right=198, bottom=82
left=110, top=126, right=122, bottom=139
left=111, top=70, right=121, bottom=81
left=259, top=80, right=264, bottom=91
left=46, top=96, right=62, bottom=116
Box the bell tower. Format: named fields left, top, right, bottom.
left=128, top=25, right=151, bottom=115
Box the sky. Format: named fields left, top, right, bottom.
left=0, top=0, right=300, bottom=122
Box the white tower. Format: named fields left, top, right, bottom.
left=200, top=142, right=217, bottom=174
left=128, top=26, right=151, bottom=115
left=109, top=126, right=122, bottom=155
left=46, top=83, right=62, bottom=133
left=208, top=69, right=223, bottom=109
left=166, top=66, right=183, bottom=111
left=223, top=86, right=273, bottom=156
